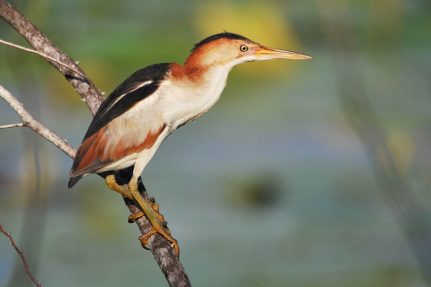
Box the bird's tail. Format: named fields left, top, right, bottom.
left=68, top=175, right=83, bottom=189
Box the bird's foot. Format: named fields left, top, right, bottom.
left=127, top=179, right=180, bottom=257
left=139, top=226, right=180, bottom=257
left=128, top=211, right=144, bottom=223
left=129, top=199, right=179, bottom=257
left=105, top=174, right=180, bottom=256
left=128, top=197, right=163, bottom=223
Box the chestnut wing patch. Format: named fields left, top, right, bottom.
left=70, top=124, right=166, bottom=179
left=106, top=124, right=166, bottom=162
left=69, top=127, right=110, bottom=177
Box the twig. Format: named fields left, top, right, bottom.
left=0, top=122, right=23, bottom=129
left=0, top=85, right=76, bottom=158
left=0, top=85, right=191, bottom=287
left=0, top=39, right=83, bottom=75
left=0, top=224, right=42, bottom=287
left=0, top=2, right=191, bottom=286
left=0, top=0, right=103, bottom=115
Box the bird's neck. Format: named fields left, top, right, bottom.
left=165, top=61, right=232, bottom=129
left=171, top=55, right=234, bottom=85
left=170, top=60, right=232, bottom=98
left=170, top=62, right=208, bottom=83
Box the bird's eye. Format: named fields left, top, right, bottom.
left=240, top=45, right=248, bottom=52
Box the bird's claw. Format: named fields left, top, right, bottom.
left=128, top=211, right=144, bottom=223
left=127, top=201, right=163, bottom=223
left=127, top=201, right=179, bottom=257
left=139, top=228, right=158, bottom=250
left=138, top=227, right=180, bottom=257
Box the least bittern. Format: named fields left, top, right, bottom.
left=68, top=32, right=311, bottom=256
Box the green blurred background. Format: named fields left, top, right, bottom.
left=1, top=0, right=431, bottom=286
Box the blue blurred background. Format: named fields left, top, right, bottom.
left=1, top=0, right=431, bottom=286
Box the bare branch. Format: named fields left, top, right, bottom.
left=0, top=39, right=83, bottom=75
left=0, top=122, right=23, bottom=129
left=0, top=0, right=103, bottom=115
left=0, top=85, right=76, bottom=158
left=0, top=2, right=192, bottom=286
left=0, top=224, right=42, bottom=287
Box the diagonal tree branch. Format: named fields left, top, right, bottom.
left=0, top=224, right=42, bottom=287
left=0, top=0, right=102, bottom=115
left=0, top=85, right=75, bottom=158
left=0, top=1, right=191, bottom=286
left=0, top=38, right=83, bottom=75
left=0, top=83, right=191, bottom=287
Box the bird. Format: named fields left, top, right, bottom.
left=68, top=32, right=311, bottom=256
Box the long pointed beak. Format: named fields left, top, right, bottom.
left=254, top=46, right=312, bottom=60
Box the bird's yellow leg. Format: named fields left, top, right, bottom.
left=105, top=175, right=132, bottom=199
left=127, top=176, right=180, bottom=257
left=105, top=174, right=164, bottom=224
left=128, top=199, right=163, bottom=223
left=105, top=175, right=163, bottom=224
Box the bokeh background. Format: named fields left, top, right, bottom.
left=1, top=0, right=431, bottom=286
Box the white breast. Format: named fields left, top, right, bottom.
left=99, top=65, right=233, bottom=175
left=157, top=65, right=232, bottom=130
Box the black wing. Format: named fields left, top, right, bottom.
left=83, top=63, right=170, bottom=140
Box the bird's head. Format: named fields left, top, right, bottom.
left=184, top=32, right=311, bottom=70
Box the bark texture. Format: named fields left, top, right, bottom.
left=0, top=1, right=191, bottom=286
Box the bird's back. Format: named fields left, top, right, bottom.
left=68, top=63, right=171, bottom=187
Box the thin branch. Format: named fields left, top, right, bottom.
left=0, top=84, right=76, bottom=158
left=0, top=39, right=83, bottom=75
left=0, top=0, right=103, bottom=115
left=0, top=2, right=191, bottom=286
left=0, top=224, right=42, bottom=287
left=0, top=83, right=191, bottom=286
left=0, top=122, right=23, bottom=129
